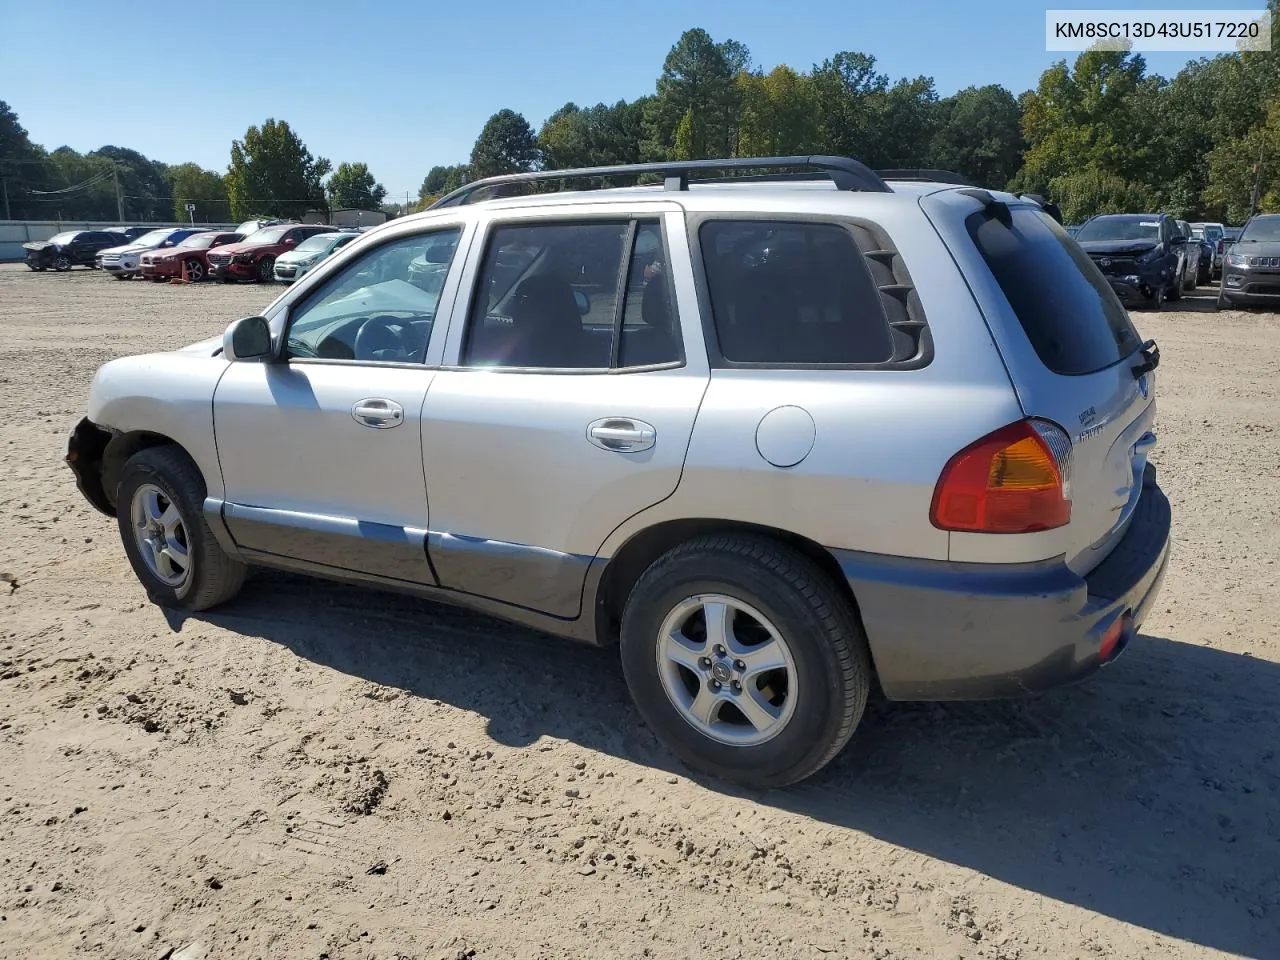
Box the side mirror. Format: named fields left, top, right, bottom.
left=223, top=315, right=273, bottom=362
left=574, top=290, right=589, bottom=315
left=283, top=237, right=296, bottom=247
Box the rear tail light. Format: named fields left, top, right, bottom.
left=930, top=419, right=1072, bottom=533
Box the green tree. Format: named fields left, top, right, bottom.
left=167, top=162, right=229, bottom=222
left=326, top=161, right=387, bottom=210
left=0, top=101, right=59, bottom=219
left=865, top=76, right=939, bottom=168
left=1015, top=48, right=1152, bottom=193
left=809, top=52, right=889, bottom=158
left=929, top=85, right=1025, bottom=188
left=1204, top=102, right=1280, bottom=221
left=736, top=66, right=819, bottom=156
left=468, top=109, right=541, bottom=179
left=91, top=145, right=172, bottom=221
left=538, top=100, right=646, bottom=170
left=225, top=118, right=331, bottom=220
left=1048, top=169, right=1155, bottom=224
left=421, top=164, right=470, bottom=196
left=644, top=28, right=749, bottom=160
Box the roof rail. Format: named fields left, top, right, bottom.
left=875, top=168, right=976, bottom=186
left=428, top=155, right=892, bottom=209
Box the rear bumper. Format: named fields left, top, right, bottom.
left=835, top=464, right=1171, bottom=700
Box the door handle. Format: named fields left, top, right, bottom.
left=351, top=398, right=404, bottom=429
left=587, top=418, right=656, bottom=452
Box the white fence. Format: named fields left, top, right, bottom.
left=0, top=220, right=242, bottom=263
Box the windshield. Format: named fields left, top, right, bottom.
left=967, top=205, right=1142, bottom=376
left=294, top=233, right=337, bottom=254
left=1237, top=217, right=1280, bottom=242
left=243, top=226, right=290, bottom=246
left=48, top=231, right=81, bottom=244
left=134, top=229, right=175, bottom=246
left=177, top=233, right=217, bottom=249
left=1075, top=216, right=1160, bottom=242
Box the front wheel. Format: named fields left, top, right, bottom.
left=53, top=254, right=71, bottom=271
left=257, top=256, right=275, bottom=282
left=116, top=446, right=247, bottom=611
left=619, top=535, right=872, bottom=789
left=1166, top=272, right=1182, bottom=301
left=183, top=258, right=204, bottom=282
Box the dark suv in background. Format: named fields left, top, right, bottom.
left=1074, top=213, right=1187, bottom=308
left=22, top=230, right=123, bottom=271
left=1220, top=213, right=1280, bottom=308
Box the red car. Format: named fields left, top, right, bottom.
left=140, top=231, right=243, bottom=283
left=206, top=224, right=336, bottom=283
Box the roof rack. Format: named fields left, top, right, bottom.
left=875, top=168, right=976, bottom=186
left=428, top=155, right=892, bottom=209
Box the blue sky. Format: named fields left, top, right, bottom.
left=0, top=0, right=1237, bottom=200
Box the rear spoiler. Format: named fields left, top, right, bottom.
left=958, top=189, right=1065, bottom=226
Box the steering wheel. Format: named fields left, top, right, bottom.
left=353, top=315, right=408, bottom=361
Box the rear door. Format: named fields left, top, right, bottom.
left=421, top=204, right=709, bottom=618
left=923, top=192, right=1156, bottom=574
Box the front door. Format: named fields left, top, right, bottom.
left=422, top=209, right=709, bottom=618
left=212, top=223, right=469, bottom=583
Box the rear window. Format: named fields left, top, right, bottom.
left=699, top=220, right=895, bottom=365
left=967, top=205, right=1142, bottom=376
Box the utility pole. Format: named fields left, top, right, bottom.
left=112, top=164, right=124, bottom=222
left=1, top=177, right=9, bottom=220
left=1250, top=141, right=1264, bottom=217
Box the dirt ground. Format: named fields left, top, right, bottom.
left=0, top=262, right=1276, bottom=960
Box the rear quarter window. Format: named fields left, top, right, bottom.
left=966, top=205, right=1142, bottom=376
left=697, top=219, right=928, bottom=367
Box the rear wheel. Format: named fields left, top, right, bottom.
left=257, top=256, right=275, bottom=282
left=619, top=534, right=871, bottom=789
left=115, top=446, right=247, bottom=611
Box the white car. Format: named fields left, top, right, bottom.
left=97, top=228, right=211, bottom=279
left=273, top=230, right=359, bottom=283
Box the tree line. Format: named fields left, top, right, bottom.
left=0, top=109, right=388, bottom=223
left=4, top=9, right=1279, bottom=226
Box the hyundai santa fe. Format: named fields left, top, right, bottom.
left=64, top=156, right=1171, bottom=788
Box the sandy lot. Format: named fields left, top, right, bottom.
left=0, top=262, right=1276, bottom=960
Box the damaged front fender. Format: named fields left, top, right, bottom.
left=65, top=417, right=114, bottom=517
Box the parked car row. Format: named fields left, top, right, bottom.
left=21, top=218, right=362, bottom=285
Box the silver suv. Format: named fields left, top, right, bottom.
left=65, top=157, right=1172, bottom=788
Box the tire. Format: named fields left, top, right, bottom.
left=1197, top=259, right=1210, bottom=286
left=257, top=256, right=275, bottom=283
left=1166, top=271, right=1182, bottom=301
left=619, top=534, right=872, bottom=789
left=183, top=258, right=204, bottom=283
left=115, top=445, right=247, bottom=612
left=1187, top=261, right=1198, bottom=291
left=53, top=254, right=71, bottom=272
left=111, top=273, right=128, bottom=280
